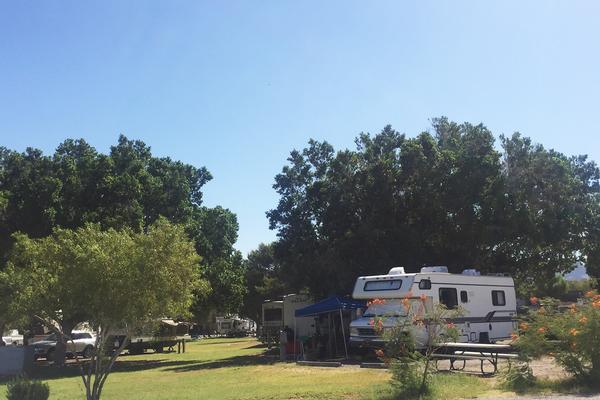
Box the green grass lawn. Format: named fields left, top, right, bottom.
left=0, top=338, right=492, bottom=400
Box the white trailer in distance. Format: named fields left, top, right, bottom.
left=260, top=294, right=313, bottom=345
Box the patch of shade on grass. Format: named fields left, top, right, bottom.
left=0, top=338, right=390, bottom=400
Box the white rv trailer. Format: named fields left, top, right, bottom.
left=260, top=294, right=314, bottom=344
left=350, top=266, right=517, bottom=348
left=282, top=293, right=314, bottom=338
left=216, top=316, right=256, bottom=337
left=260, top=300, right=284, bottom=344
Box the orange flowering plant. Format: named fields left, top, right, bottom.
left=370, top=292, right=464, bottom=398
left=515, top=293, right=600, bottom=384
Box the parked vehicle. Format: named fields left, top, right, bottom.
left=1, top=329, right=24, bottom=346
left=259, top=294, right=313, bottom=345
left=216, top=316, right=255, bottom=337
left=33, top=331, right=96, bottom=361
left=112, top=319, right=188, bottom=355
left=350, top=266, right=517, bottom=349
left=260, top=300, right=283, bottom=344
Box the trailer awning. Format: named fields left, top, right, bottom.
left=294, top=296, right=366, bottom=317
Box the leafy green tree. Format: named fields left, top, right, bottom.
left=4, top=219, right=203, bottom=399
left=0, top=135, right=247, bottom=317
left=268, top=118, right=600, bottom=297
left=494, top=134, right=600, bottom=290
left=186, top=206, right=247, bottom=315
left=240, top=243, right=288, bottom=322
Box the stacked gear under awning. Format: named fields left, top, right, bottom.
left=294, top=296, right=366, bottom=359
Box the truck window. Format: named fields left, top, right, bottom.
left=364, top=279, right=402, bottom=291
left=492, top=290, right=506, bottom=306
left=460, top=290, right=468, bottom=303
left=418, top=279, right=431, bottom=290
left=439, top=288, right=458, bottom=309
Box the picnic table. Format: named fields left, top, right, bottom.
left=431, top=342, right=518, bottom=375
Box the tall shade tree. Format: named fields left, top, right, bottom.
left=0, top=135, right=247, bottom=316
left=268, top=118, right=600, bottom=297
left=186, top=206, right=247, bottom=315
left=3, top=219, right=204, bottom=400
left=240, top=243, right=288, bottom=323
left=493, top=134, right=600, bottom=291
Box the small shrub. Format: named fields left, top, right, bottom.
left=6, top=376, right=50, bottom=400
left=389, top=357, right=429, bottom=399
left=369, top=294, right=463, bottom=399
left=499, top=361, right=536, bottom=393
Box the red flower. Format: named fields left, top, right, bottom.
left=519, top=322, right=529, bottom=331
left=530, top=296, right=539, bottom=305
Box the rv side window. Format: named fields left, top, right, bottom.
left=419, top=279, right=431, bottom=290
left=460, top=290, right=468, bottom=303
left=439, top=288, right=458, bottom=309
left=264, top=308, right=283, bottom=321
left=364, top=279, right=402, bottom=291
left=492, top=290, right=506, bottom=306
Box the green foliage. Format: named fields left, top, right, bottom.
left=499, top=362, right=536, bottom=393
left=0, top=136, right=247, bottom=316
left=6, top=377, right=49, bottom=400
left=240, top=243, right=288, bottom=322
left=371, top=295, right=463, bottom=399
left=0, top=137, right=211, bottom=255
left=516, top=294, right=600, bottom=385
left=534, top=275, right=568, bottom=299
left=566, top=278, right=596, bottom=293
left=5, top=220, right=203, bottom=399
left=389, top=358, right=429, bottom=399
left=268, top=118, right=600, bottom=295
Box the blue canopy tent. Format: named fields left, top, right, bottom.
left=294, top=296, right=366, bottom=359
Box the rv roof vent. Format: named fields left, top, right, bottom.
left=420, top=266, right=448, bottom=273
left=388, top=267, right=406, bottom=275
left=462, top=269, right=480, bottom=276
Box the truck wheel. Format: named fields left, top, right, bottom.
left=83, top=346, right=94, bottom=359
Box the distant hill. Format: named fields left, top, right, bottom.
left=564, top=262, right=589, bottom=281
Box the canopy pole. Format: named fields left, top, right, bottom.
left=339, top=309, right=348, bottom=359
left=294, top=315, right=297, bottom=361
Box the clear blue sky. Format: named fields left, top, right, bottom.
left=1, top=1, right=599, bottom=255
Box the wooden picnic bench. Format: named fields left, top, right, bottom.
left=431, top=342, right=518, bottom=375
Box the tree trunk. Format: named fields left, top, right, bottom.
left=55, top=321, right=76, bottom=366
left=81, top=328, right=130, bottom=400
left=54, top=337, right=67, bottom=365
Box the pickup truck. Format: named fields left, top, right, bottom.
left=1, top=329, right=24, bottom=346
left=33, top=331, right=96, bottom=361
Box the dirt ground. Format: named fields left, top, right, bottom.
left=433, top=356, right=569, bottom=379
